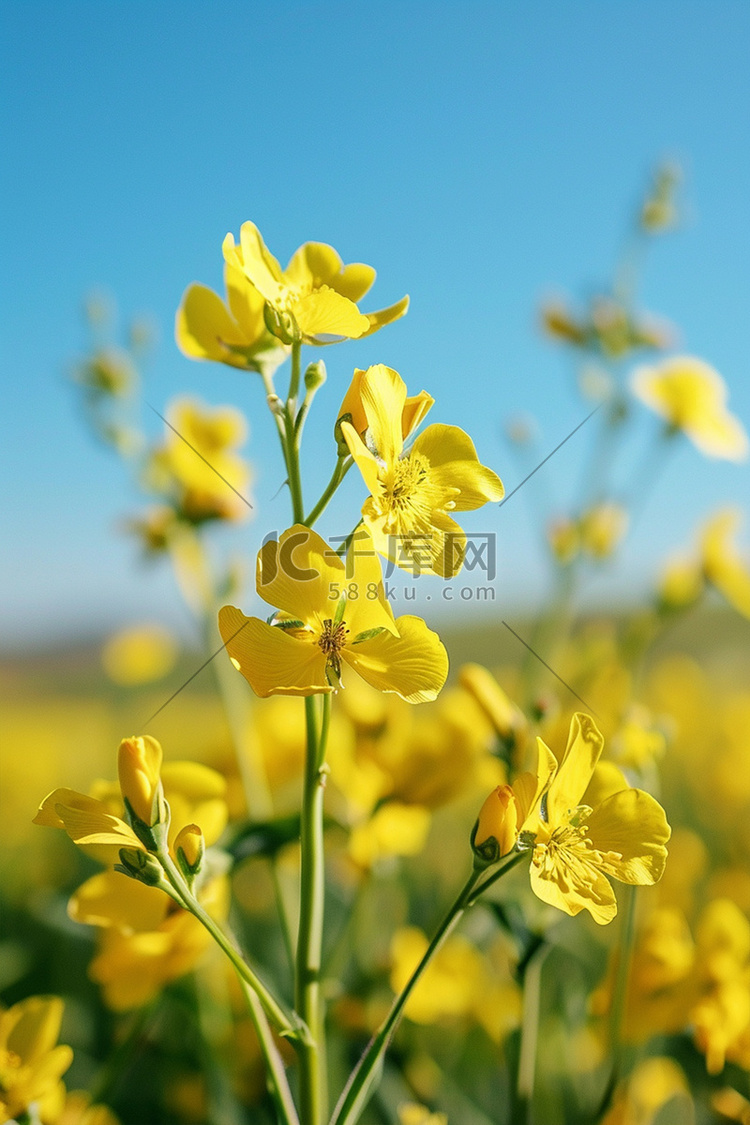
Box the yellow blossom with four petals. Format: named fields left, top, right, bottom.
left=222, top=222, right=408, bottom=345
left=341, top=365, right=504, bottom=577
left=631, top=355, right=748, bottom=461
left=218, top=524, right=448, bottom=702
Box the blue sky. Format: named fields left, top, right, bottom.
left=2, top=1, right=749, bottom=647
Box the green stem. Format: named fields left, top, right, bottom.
left=331, top=869, right=482, bottom=1125
left=157, top=849, right=304, bottom=1044
left=296, top=694, right=332, bottom=1125
left=270, top=855, right=297, bottom=977
left=597, top=885, right=638, bottom=1117
left=288, top=336, right=303, bottom=407
left=237, top=977, right=301, bottom=1125
left=285, top=402, right=305, bottom=523
left=305, top=456, right=353, bottom=528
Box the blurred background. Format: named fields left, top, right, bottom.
left=2, top=0, right=749, bottom=648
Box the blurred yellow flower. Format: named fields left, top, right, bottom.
left=389, top=928, right=486, bottom=1024
left=146, top=396, right=252, bottom=523
left=176, top=265, right=287, bottom=374
left=524, top=714, right=671, bottom=924
left=219, top=525, right=448, bottom=702
left=659, top=508, right=750, bottom=619
left=340, top=365, right=503, bottom=577
left=86, top=875, right=229, bottom=1011
left=631, top=356, right=748, bottom=461
left=397, top=1104, right=447, bottom=1125
left=0, top=996, right=73, bottom=1123
left=601, top=1057, right=691, bottom=1125
left=348, top=802, right=431, bottom=869
left=579, top=502, right=628, bottom=559
left=54, top=1090, right=121, bottom=1125
left=223, top=222, right=408, bottom=345
left=101, top=624, right=177, bottom=686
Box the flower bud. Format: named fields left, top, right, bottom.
left=116, top=846, right=164, bottom=886
left=175, top=823, right=205, bottom=882
left=304, top=360, right=327, bottom=392
left=471, top=785, right=518, bottom=867
left=118, top=735, right=165, bottom=828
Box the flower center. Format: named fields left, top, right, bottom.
left=318, top=618, right=348, bottom=681
left=377, top=453, right=437, bottom=534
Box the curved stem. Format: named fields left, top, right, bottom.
left=157, top=849, right=304, bottom=1044
left=331, top=869, right=482, bottom=1125
left=296, top=693, right=332, bottom=1125
left=305, top=455, right=353, bottom=527
left=237, top=978, right=301, bottom=1125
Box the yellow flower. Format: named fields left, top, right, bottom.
left=658, top=508, right=750, bottom=619
left=397, top=1104, right=448, bottom=1125
left=102, top=624, right=177, bottom=686
left=523, top=713, right=671, bottom=924
left=700, top=508, right=750, bottom=618
left=348, top=802, right=432, bottom=870
left=86, top=876, right=229, bottom=1011
left=222, top=222, right=408, bottom=345
left=218, top=524, right=448, bottom=702
left=54, top=1090, right=121, bottom=1125
left=631, top=355, right=749, bottom=461
left=0, top=996, right=73, bottom=1123
left=579, top=502, right=628, bottom=559
left=146, top=397, right=252, bottom=523
left=340, top=366, right=504, bottom=577
left=176, top=264, right=287, bottom=375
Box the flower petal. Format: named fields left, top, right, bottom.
left=412, top=425, right=504, bottom=509
left=546, top=713, right=604, bottom=824
left=360, top=364, right=408, bottom=466
left=530, top=851, right=618, bottom=924
left=341, top=420, right=382, bottom=495
left=513, top=737, right=558, bottom=829
left=344, top=614, right=448, bottom=703
left=69, top=871, right=169, bottom=932
left=233, top=221, right=284, bottom=303
left=361, top=294, right=410, bottom=336
left=293, top=287, right=370, bottom=341
left=218, top=607, right=331, bottom=697
left=224, top=264, right=270, bottom=342
left=5, top=996, right=65, bottom=1064
left=256, top=524, right=345, bottom=622
left=342, top=530, right=399, bottom=638
left=285, top=241, right=346, bottom=290
left=586, top=788, right=671, bottom=885
left=175, top=284, right=248, bottom=365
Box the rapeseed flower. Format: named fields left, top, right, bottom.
left=222, top=222, right=408, bottom=345
left=340, top=365, right=503, bottom=577
left=524, top=714, right=671, bottom=923
left=218, top=524, right=448, bottom=701
left=176, top=265, right=287, bottom=375
left=631, top=355, right=748, bottom=461
left=659, top=508, right=750, bottom=619
left=0, top=996, right=72, bottom=1124
left=146, top=397, right=252, bottom=524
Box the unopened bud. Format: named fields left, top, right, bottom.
left=304, top=361, right=327, bottom=392
left=266, top=393, right=286, bottom=417
left=263, top=303, right=297, bottom=344
left=116, top=846, right=164, bottom=886
left=471, top=785, right=518, bottom=867
left=175, top=823, right=205, bottom=883
left=118, top=735, right=166, bottom=829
